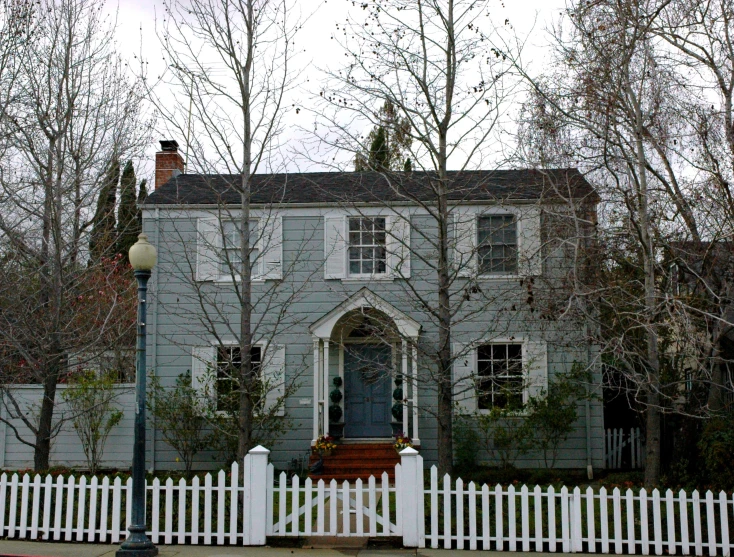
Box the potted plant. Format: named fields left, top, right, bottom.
left=314, top=434, right=337, bottom=457
left=393, top=432, right=413, bottom=453
left=329, top=376, right=345, bottom=439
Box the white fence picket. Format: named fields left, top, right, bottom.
left=4, top=450, right=734, bottom=553
left=88, top=476, right=98, bottom=542
left=42, top=474, right=53, bottom=540
left=329, top=479, right=338, bottom=536
left=178, top=478, right=186, bottom=544
left=457, top=478, right=465, bottom=550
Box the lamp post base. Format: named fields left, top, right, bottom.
left=116, top=525, right=158, bottom=557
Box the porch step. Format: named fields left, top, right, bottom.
left=309, top=442, right=413, bottom=481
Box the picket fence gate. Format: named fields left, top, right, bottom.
left=605, top=428, right=644, bottom=470
left=1, top=445, right=734, bottom=555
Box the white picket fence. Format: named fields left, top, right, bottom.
left=426, top=470, right=733, bottom=555
left=1, top=446, right=734, bottom=554
left=605, top=428, right=644, bottom=469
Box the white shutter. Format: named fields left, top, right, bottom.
left=387, top=214, right=411, bottom=278
left=453, top=211, right=477, bottom=277
left=518, top=206, right=542, bottom=276
left=523, top=341, right=548, bottom=403
left=324, top=215, right=346, bottom=279
left=259, top=215, right=283, bottom=280
left=262, top=344, right=286, bottom=416
left=196, top=218, right=220, bottom=281
left=452, top=343, right=477, bottom=414
left=191, top=345, right=216, bottom=412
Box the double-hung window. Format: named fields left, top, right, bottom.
left=221, top=220, right=259, bottom=276
left=215, top=345, right=262, bottom=413
left=477, top=215, right=517, bottom=275
left=476, top=343, right=524, bottom=410
left=348, top=217, right=387, bottom=276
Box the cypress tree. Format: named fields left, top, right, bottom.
left=116, top=160, right=139, bottom=261
left=88, top=158, right=119, bottom=264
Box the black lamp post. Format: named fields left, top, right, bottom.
left=117, top=234, right=158, bottom=557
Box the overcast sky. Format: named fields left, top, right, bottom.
left=112, top=0, right=569, bottom=176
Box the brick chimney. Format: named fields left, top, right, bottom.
left=155, top=140, right=185, bottom=189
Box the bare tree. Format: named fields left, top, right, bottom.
left=302, top=0, right=594, bottom=476
left=151, top=0, right=310, bottom=465
left=0, top=0, right=147, bottom=470
left=507, top=0, right=734, bottom=485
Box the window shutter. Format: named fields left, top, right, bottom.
left=452, top=343, right=477, bottom=414
left=196, top=218, right=220, bottom=281
left=523, top=341, right=548, bottom=403
left=259, top=215, right=283, bottom=280
left=387, top=215, right=411, bottom=278
left=324, top=215, right=346, bottom=279
left=517, top=207, right=542, bottom=276
left=453, top=212, right=476, bottom=277
left=191, top=345, right=216, bottom=412
left=262, top=344, right=286, bottom=416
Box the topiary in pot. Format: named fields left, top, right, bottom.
left=329, top=403, right=343, bottom=423
left=391, top=402, right=403, bottom=422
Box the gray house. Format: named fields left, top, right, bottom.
left=141, top=141, right=604, bottom=476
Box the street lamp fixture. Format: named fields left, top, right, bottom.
left=117, top=234, right=158, bottom=557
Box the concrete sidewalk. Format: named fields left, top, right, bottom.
left=0, top=541, right=563, bottom=557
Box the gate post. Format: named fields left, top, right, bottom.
left=245, top=445, right=270, bottom=545
left=399, top=447, right=425, bottom=548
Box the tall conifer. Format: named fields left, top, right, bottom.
left=116, top=160, right=139, bottom=261
left=88, top=158, right=119, bottom=263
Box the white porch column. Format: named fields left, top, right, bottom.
left=411, top=341, right=419, bottom=444
left=323, top=340, right=330, bottom=436
left=312, top=337, right=320, bottom=444
left=401, top=339, right=409, bottom=431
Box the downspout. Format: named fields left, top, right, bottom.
left=585, top=321, right=593, bottom=479
left=147, top=208, right=160, bottom=473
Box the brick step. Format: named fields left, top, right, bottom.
left=309, top=472, right=396, bottom=482
left=308, top=442, right=402, bottom=481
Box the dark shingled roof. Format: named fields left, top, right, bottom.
left=144, top=168, right=597, bottom=206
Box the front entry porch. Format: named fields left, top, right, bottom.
left=309, top=289, right=422, bottom=449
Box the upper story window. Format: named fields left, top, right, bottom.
left=348, top=217, right=387, bottom=276
left=221, top=220, right=259, bottom=275
left=476, top=343, right=523, bottom=410
left=216, top=345, right=262, bottom=413
left=477, top=215, right=517, bottom=275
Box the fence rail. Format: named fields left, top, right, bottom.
left=1, top=446, right=733, bottom=555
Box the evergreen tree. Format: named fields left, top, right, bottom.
left=137, top=179, right=148, bottom=232
left=116, top=160, right=139, bottom=261
left=88, top=158, right=119, bottom=264
left=354, top=100, right=412, bottom=171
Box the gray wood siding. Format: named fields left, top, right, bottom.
left=143, top=207, right=604, bottom=472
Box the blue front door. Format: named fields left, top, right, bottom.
left=344, top=344, right=392, bottom=438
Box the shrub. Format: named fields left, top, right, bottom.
left=148, top=371, right=214, bottom=478
left=62, top=370, right=124, bottom=474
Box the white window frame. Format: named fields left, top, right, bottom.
left=347, top=215, right=388, bottom=279
left=475, top=342, right=524, bottom=411
left=213, top=342, right=263, bottom=415
left=453, top=205, right=542, bottom=280
left=215, top=218, right=263, bottom=283
left=324, top=208, right=412, bottom=282
left=476, top=214, right=519, bottom=277
left=453, top=336, right=547, bottom=416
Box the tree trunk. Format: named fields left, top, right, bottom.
left=34, top=354, right=60, bottom=471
